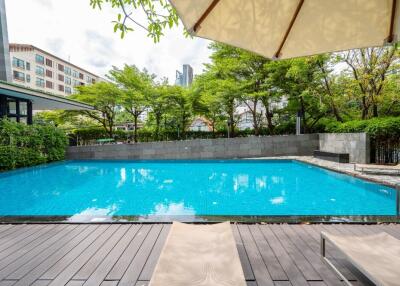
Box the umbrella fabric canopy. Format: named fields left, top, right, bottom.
left=170, top=0, right=400, bottom=59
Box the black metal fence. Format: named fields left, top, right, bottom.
left=371, top=139, right=400, bottom=164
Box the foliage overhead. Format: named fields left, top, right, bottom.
left=90, top=0, right=179, bottom=41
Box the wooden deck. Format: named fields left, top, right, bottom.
left=0, top=223, right=399, bottom=286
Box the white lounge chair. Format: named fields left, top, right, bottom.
left=149, top=222, right=246, bottom=286
left=354, top=163, right=400, bottom=176
left=321, top=231, right=400, bottom=286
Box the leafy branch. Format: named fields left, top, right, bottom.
left=90, top=0, right=179, bottom=41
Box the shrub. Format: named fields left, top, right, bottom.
left=0, top=119, right=68, bottom=171
left=325, top=117, right=400, bottom=140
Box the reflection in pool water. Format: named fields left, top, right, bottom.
left=0, top=160, right=398, bottom=219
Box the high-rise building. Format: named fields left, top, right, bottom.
left=9, top=43, right=101, bottom=96
left=175, top=64, right=193, bottom=87
left=0, top=0, right=10, bottom=82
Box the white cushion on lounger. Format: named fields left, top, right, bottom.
left=322, top=231, right=400, bottom=286
left=149, top=221, right=246, bottom=286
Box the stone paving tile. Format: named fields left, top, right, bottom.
left=251, top=156, right=400, bottom=188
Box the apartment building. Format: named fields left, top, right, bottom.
left=9, top=43, right=101, bottom=96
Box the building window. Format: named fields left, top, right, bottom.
left=35, top=54, right=44, bottom=64
left=92, top=78, right=96, bottom=84
left=36, top=77, right=45, bottom=88
left=46, top=69, right=53, bottom=78
left=36, top=66, right=45, bottom=76
left=26, top=62, right=30, bottom=71
left=12, top=57, right=25, bottom=69
left=46, top=80, right=53, bottom=89
left=13, top=70, right=25, bottom=81
left=58, top=84, right=64, bottom=92
left=65, top=76, right=71, bottom=85
left=58, top=74, right=64, bottom=82
left=58, top=64, right=64, bottom=72
left=85, top=75, right=92, bottom=83
left=26, top=74, right=31, bottom=83
left=64, top=66, right=72, bottom=76
left=65, top=86, right=72, bottom=94
left=72, top=70, right=78, bottom=78
left=20, top=101, right=28, bottom=116
left=45, top=58, right=53, bottom=67
left=79, top=72, right=84, bottom=79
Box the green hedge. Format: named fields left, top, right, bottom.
left=0, top=120, right=68, bottom=171
left=325, top=117, right=400, bottom=140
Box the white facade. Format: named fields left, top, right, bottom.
left=188, top=117, right=212, bottom=132
left=235, top=97, right=288, bottom=130
left=10, top=44, right=101, bottom=97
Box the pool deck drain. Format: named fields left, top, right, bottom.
left=0, top=223, right=399, bottom=286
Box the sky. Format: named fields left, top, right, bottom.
left=5, top=0, right=212, bottom=83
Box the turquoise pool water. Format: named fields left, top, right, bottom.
left=0, top=160, right=398, bottom=219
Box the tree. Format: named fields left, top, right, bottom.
left=90, top=0, right=179, bottom=41
left=340, top=46, right=399, bottom=119
left=166, top=86, right=191, bottom=138
left=109, top=65, right=155, bottom=142
left=146, top=82, right=170, bottom=140
left=71, top=82, right=122, bottom=137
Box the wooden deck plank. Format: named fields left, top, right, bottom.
left=83, top=225, right=141, bottom=286
left=0, top=225, right=72, bottom=275
left=31, top=280, right=52, bottom=286
left=0, top=223, right=397, bottom=286
left=232, top=224, right=256, bottom=281
left=106, top=225, right=151, bottom=280
left=73, top=225, right=130, bottom=280
left=0, top=224, right=55, bottom=257
left=258, top=225, right=309, bottom=286
left=269, top=225, right=321, bottom=282
left=238, top=225, right=274, bottom=286
left=0, top=225, right=69, bottom=268
left=47, top=225, right=121, bottom=286
left=280, top=225, right=342, bottom=286
left=0, top=280, right=16, bottom=286
left=118, top=224, right=163, bottom=286
left=10, top=225, right=99, bottom=286
left=0, top=225, right=42, bottom=252
left=308, top=224, right=357, bottom=281
left=139, top=224, right=171, bottom=281
left=0, top=226, right=84, bottom=283
left=0, top=225, right=30, bottom=241
left=248, top=225, right=287, bottom=281
left=0, top=225, right=15, bottom=237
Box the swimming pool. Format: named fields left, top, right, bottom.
left=0, top=160, right=398, bottom=221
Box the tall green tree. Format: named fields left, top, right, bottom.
left=71, top=82, right=122, bottom=137
left=109, top=65, right=155, bottom=142
left=341, top=46, right=399, bottom=119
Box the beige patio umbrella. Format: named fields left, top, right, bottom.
left=169, top=0, right=400, bottom=59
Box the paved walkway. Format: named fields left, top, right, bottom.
left=252, top=156, right=400, bottom=188
left=1, top=223, right=399, bottom=286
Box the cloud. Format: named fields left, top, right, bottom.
left=33, top=0, right=53, bottom=9
left=46, top=38, right=64, bottom=55
left=5, top=0, right=212, bottom=82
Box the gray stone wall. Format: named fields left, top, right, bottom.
left=319, top=133, right=370, bottom=163
left=67, top=134, right=319, bottom=160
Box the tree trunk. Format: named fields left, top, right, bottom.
left=361, top=97, right=368, bottom=119
left=133, top=114, right=138, bottom=143
left=266, top=110, right=274, bottom=135
left=299, top=97, right=308, bottom=133
left=372, top=103, right=378, bottom=117
left=155, top=115, right=161, bottom=141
